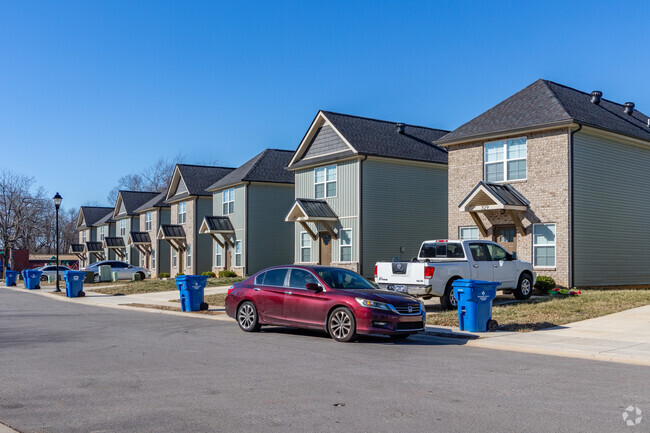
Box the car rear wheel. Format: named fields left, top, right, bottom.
left=237, top=301, right=261, bottom=332
left=93, top=274, right=101, bottom=283
left=328, top=307, right=356, bottom=342
left=440, top=279, right=458, bottom=310
left=40, top=275, right=48, bottom=282
left=137, top=272, right=145, bottom=280
left=513, top=274, right=533, bottom=300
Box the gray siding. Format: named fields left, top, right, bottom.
left=361, top=159, right=448, bottom=277
left=303, top=125, right=349, bottom=159
left=247, top=184, right=295, bottom=275
left=212, top=185, right=246, bottom=272
left=294, top=160, right=359, bottom=264
left=158, top=208, right=171, bottom=275
left=573, top=130, right=650, bottom=286
left=195, top=197, right=213, bottom=274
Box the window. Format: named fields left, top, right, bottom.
left=145, top=212, right=152, bottom=231
left=486, top=243, right=508, bottom=261
left=151, top=248, right=156, bottom=268
left=120, top=219, right=126, bottom=236
left=484, top=137, right=527, bottom=182
left=215, top=243, right=223, bottom=267
left=468, top=243, right=490, bottom=261
left=315, top=165, right=336, bottom=198
left=340, top=229, right=352, bottom=262
left=99, top=226, right=105, bottom=241
left=235, top=241, right=242, bottom=267
left=420, top=242, right=465, bottom=259
left=82, top=231, right=87, bottom=243
left=288, top=269, right=319, bottom=289
left=300, top=232, right=311, bottom=262
left=459, top=226, right=479, bottom=240
left=533, top=223, right=556, bottom=267
left=262, top=268, right=287, bottom=287
left=254, top=271, right=266, bottom=285
left=178, top=202, right=187, bottom=224
left=172, top=250, right=177, bottom=267
left=222, top=188, right=234, bottom=215
left=186, top=244, right=191, bottom=268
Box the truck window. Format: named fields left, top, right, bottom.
left=486, top=244, right=508, bottom=261
left=469, top=243, right=490, bottom=262
left=420, top=243, right=464, bottom=259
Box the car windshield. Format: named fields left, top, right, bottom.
left=315, top=268, right=375, bottom=290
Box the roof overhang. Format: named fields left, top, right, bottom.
left=436, top=121, right=577, bottom=147
left=128, top=231, right=153, bottom=256
left=459, top=186, right=528, bottom=212
left=69, top=244, right=86, bottom=260
left=157, top=225, right=187, bottom=251
left=200, top=216, right=235, bottom=248
left=285, top=199, right=339, bottom=241
left=84, top=241, right=106, bottom=261
left=102, top=237, right=127, bottom=259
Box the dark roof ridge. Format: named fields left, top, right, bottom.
left=118, top=190, right=160, bottom=194
left=177, top=163, right=235, bottom=170
left=542, top=79, right=635, bottom=108
left=242, top=149, right=271, bottom=180
left=541, top=80, right=571, bottom=116
left=321, top=110, right=450, bottom=133
left=81, top=206, right=113, bottom=209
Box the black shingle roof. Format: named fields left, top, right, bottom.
left=173, top=165, right=235, bottom=198
left=79, top=207, right=114, bottom=228
left=104, top=237, right=126, bottom=248
left=314, top=111, right=449, bottom=164
left=134, top=192, right=170, bottom=213
left=437, top=79, right=650, bottom=145
left=117, top=191, right=160, bottom=216
left=129, top=232, right=151, bottom=244
left=295, top=198, right=338, bottom=219
left=95, top=210, right=115, bottom=226
left=202, top=216, right=235, bottom=232
left=159, top=225, right=186, bottom=238
left=207, top=149, right=295, bottom=191
left=459, top=181, right=529, bottom=208
left=85, top=241, right=103, bottom=252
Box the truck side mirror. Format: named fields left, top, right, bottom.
left=510, top=252, right=517, bottom=260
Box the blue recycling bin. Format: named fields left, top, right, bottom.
left=5, top=270, right=18, bottom=286
left=22, top=270, right=43, bottom=290
left=453, top=279, right=500, bottom=332
left=175, top=275, right=209, bottom=312
left=64, top=271, right=87, bottom=298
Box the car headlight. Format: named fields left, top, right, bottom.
left=355, top=298, right=392, bottom=311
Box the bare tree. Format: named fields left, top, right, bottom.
left=106, top=154, right=184, bottom=204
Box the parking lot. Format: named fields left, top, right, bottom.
left=1, top=288, right=648, bottom=433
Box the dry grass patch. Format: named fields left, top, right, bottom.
left=92, top=277, right=242, bottom=296
left=170, top=293, right=227, bottom=306
left=121, top=303, right=226, bottom=315
left=426, top=290, right=650, bottom=332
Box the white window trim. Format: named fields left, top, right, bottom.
left=459, top=226, right=480, bottom=240
left=120, top=219, right=126, bottom=236
left=484, top=136, right=527, bottom=183
left=299, top=231, right=312, bottom=263
left=172, top=250, right=178, bottom=268
left=178, top=202, right=187, bottom=224
left=145, top=212, right=152, bottom=231
left=314, top=165, right=337, bottom=199
left=99, top=226, right=105, bottom=241
left=234, top=240, right=242, bottom=267
left=533, top=223, right=556, bottom=269
left=151, top=249, right=156, bottom=268
left=339, top=229, right=352, bottom=262
left=223, top=188, right=235, bottom=215
left=215, top=243, right=222, bottom=267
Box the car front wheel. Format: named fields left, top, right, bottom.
left=328, top=307, right=356, bottom=342
left=93, top=274, right=101, bottom=283
left=513, top=273, right=533, bottom=300
left=237, top=301, right=261, bottom=332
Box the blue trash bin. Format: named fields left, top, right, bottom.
left=22, top=270, right=43, bottom=290
left=64, top=271, right=87, bottom=298
left=175, top=275, right=209, bottom=312
left=453, top=279, right=500, bottom=332
left=5, top=270, right=18, bottom=286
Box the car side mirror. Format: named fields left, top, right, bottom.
left=305, top=283, right=321, bottom=292
left=509, top=252, right=517, bottom=261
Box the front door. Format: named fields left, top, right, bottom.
left=494, top=226, right=517, bottom=254
left=319, top=234, right=332, bottom=266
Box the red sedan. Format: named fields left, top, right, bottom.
left=225, top=265, right=426, bottom=342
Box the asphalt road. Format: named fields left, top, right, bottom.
left=1, top=289, right=647, bottom=433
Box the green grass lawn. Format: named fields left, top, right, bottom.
left=426, top=289, right=650, bottom=332
left=91, top=277, right=242, bottom=296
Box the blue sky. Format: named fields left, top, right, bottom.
left=2, top=0, right=649, bottom=209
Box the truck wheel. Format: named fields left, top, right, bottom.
left=440, top=280, right=458, bottom=310
left=93, top=274, right=101, bottom=283
left=513, top=273, right=533, bottom=300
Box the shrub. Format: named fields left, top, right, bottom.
left=218, top=270, right=238, bottom=278
left=534, top=276, right=556, bottom=295
left=202, top=271, right=216, bottom=278
left=159, top=273, right=170, bottom=278
left=176, top=272, right=185, bottom=277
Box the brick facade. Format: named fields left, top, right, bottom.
left=447, top=128, right=571, bottom=287
left=170, top=198, right=196, bottom=277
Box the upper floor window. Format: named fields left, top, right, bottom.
left=145, top=212, right=152, bottom=231
left=82, top=231, right=87, bottom=243
left=315, top=165, right=336, bottom=199
left=99, top=226, right=105, bottom=241
left=484, top=137, right=527, bottom=182
left=223, top=188, right=234, bottom=215
left=119, top=219, right=126, bottom=236
left=178, top=202, right=187, bottom=224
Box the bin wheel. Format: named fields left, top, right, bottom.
left=78, top=291, right=86, bottom=297
left=200, top=302, right=209, bottom=311
left=487, top=319, right=499, bottom=332
left=35, top=285, right=41, bottom=290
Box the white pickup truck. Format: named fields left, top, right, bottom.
left=374, top=240, right=536, bottom=310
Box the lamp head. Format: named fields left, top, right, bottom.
left=52, top=192, right=62, bottom=209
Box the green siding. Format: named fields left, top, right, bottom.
left=361, top=159, right=448, bottom=277
left=157, top=208, right=171, bottom=274
left=195, top=197, right=213, bottom=274
left=573, top=130, right=650, bottom=286
left=247, top=184, right=295, bottom=274
left=212, top=185, right=246, bottom=271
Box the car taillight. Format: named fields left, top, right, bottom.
left=424, top=266, right=435, bottom=279
left=227, top=286, right=234, bottom=296
left=374, top=265, right=378, bottom=278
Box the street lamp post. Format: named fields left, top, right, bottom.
left=52, top=193, right=62, bottom=292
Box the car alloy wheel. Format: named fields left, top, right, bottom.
left=328, top=307, right=356, bottom=342
left=237, top=301, right=261, bottom=332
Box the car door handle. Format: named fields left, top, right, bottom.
left=284, top=291, right=292, bottom=295
left=253, top=288, right=260, bottom=291
left=493, top=264, right=498, bottom=267
left=473, top=264, right=479, bottom=268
